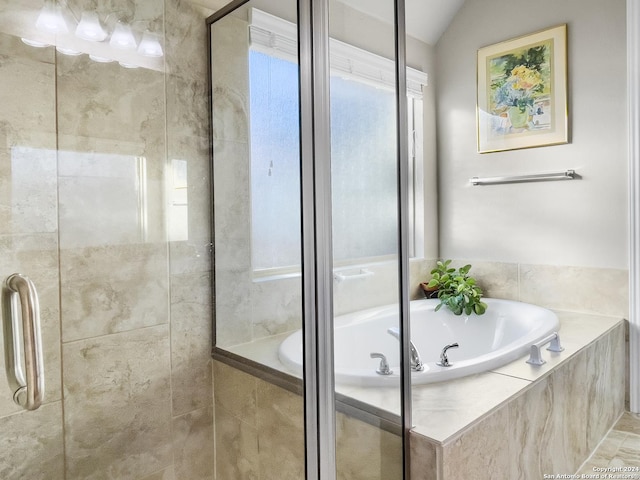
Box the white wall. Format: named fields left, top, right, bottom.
left=436, top=0, right=628, bottom=269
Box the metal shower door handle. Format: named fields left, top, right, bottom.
left=1, top=274, right=44, bottom=410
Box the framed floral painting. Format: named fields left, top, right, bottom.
left=477, top=25, right=568, bottom=153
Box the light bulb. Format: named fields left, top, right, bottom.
left=119, top=61, right=139, bottom=69
left=56, top=46, right=83, bottom=56
left=89, top=54, right=113, bottom=63
left=21, top=38, right=51, bottom=48
left=110, top=22, right=137, bottom=50
left=76, top=12, right=107, bottom=42
left=137, top=32, right=163, bottom=58
left=36, top=1, right=69, bottom=34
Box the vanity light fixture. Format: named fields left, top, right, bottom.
left=137, top=32, right=163, bottom=57
left=24, top=2, right=163, bottom=68
left=36, top=0, right=71, bottom=34
left=75, top=11, right=107, bottom=42
left=110, top=22, right=137, bottom=50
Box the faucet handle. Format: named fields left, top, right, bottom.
left=370, top=352, right=393, bottom=375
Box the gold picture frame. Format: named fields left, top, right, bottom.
left=477, top=24, right=568, bottom=153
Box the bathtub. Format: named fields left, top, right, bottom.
left=278, top=298, right=560, bottom=387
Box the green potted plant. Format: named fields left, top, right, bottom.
left=421, top=260, right=488, bottom=316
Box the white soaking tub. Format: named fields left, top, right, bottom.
left=278, top=298, right=560, bottom=387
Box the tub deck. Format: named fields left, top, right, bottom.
left=226, top=309, right=624, bottom=445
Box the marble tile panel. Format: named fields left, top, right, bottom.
left=60, top=242, right=169, bottom=342
left=139, top=468, right=176, bottom=480
left=214, top=268, right=254, bottom=347
left=166, top=73, right=209, bottom=141
left=441, top=404, right=511, bottom=480
left=214, top=404, right=259, bottom=480
left=58, top=163, right=147, bottom=249
left=0, top=145, right=57, bottom=235
left=56, top=54, right=165, bottom=148
left=63, top=325, right=173, bottom=480
left=57, top=144, right=167, bottom=246
left=509, top=351, right=590, bottom=478
left=614, top=434, right=640, bottom=467
left=0, top=401, right=64, bottom=480
left=0, top=31, right=55, bottom=65
left=213, top=141, right=252, bottom=345
left=333, top=261, right=400, bottom=316
left=0, top=233, right=62, bottom=416
left=164, top=0, right=211, bottom=81
left=214, top=235, right=251, bottom=275
left=411, top=371, right=530, bottom=443
left=172, top=406, right=215, bottom=480
left=165, top=133, right=211, bottom=248
left=586, top=323, right=625, bottom=452
left=0, top=33, right=56, bottom=137
left=449, top=259, right=519, bottom=300
left=213, top=139, right=251, bottom=242
left=211, top=14, right=250, bottom=144
left=169, top=240, right=212, bottom=276
left=251, top=276, right=303, bottom=339
left=170, top=272, right=213, bottom=416
left=519, top=264, right=629, bottom=318
left=336, top=413, right=403, bottom=480
left=213, top=360, right=258, bottom=427
left=409, top=432, right=438, bottom=480
left=615, top=412, right=640, bottom=435
left=256, top=379, right=305, bottom=480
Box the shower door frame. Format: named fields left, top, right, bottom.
left=299, top=1, right=412, bottom=478
left=207, top=0, right=414, bottom=478
left=628, top=0, right=640, bottom=414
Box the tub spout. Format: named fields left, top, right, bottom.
left=437, top=343, right=459, bottom=367
left=386, top=327, right=425, bottom=372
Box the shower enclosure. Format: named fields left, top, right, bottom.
left=0, top=0, right=214, bottom=478
left=209, top=0, right=426, bottom=477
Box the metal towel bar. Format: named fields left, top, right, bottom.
left=470, top=169, right=577, bottom=186
left=1, top=274, right=44, bottom=411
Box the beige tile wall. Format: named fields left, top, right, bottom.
left=411, top=322, right=625, bottom=480
left=0, top=0, right=214, bottom=478
left=452, top=260, right=629, bottom=319
left=213, top=360, right=403, bottom=480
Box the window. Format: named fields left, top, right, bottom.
left=249, top=50, right=302, bottom=271
left=247, top=8, right=427, bottom=276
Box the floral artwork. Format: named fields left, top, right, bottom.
left=477, top=25, right=568, bottom=153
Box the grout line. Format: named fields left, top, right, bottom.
left=575, top=410, right=627, bottom=474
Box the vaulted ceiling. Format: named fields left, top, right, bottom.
left=194, top=0, right=465, bottom=45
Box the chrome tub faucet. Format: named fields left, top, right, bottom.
left=387, top=327, right=425, bottom=372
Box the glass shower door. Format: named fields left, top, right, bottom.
left=329, top=0, right=405, bottom=478
left=0, top=1, right=214, bottom=478
left=0, top=22, right=64, bottom=478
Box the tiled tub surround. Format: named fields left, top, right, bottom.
left=220, top=259, right=629, bottom=357
left=409, top=313, right=625, bottom=480
left=223, top=306, right=625, bottom=479
left=213, top=360, right=404, bottom=480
